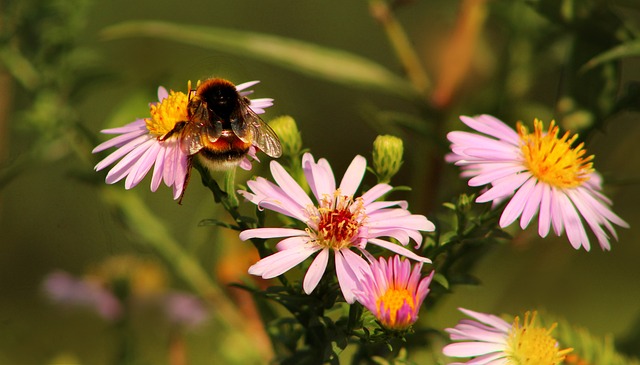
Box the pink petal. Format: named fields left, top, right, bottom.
left=94, top=134, right=152, bottom=172
left=476, top=172, right=530, bottom=203
left=458, top=308, right=511, bottom=332
left=303, top=248, right=329, bottom=294
left=460, top=114, right=520, bottom=145
left=157, top=86, right=169, bottom=101
left=270, top=160, right=314, bottom=207
left=468, top=163, right=525, bottom=187
left=275, top=236, right=312, bottom=251
left=335, top=249, right=368, bottom=304
left=248, top=246, right=319, bottom=279
left=239, top=228, right=308, bottom=241
left=99, top=119, right=147, bottom=135
left=367, top=238, right=431, bottom=263
left=302, top=153, right=336, bottom=202
left=442, top=341, right=506, bottom=357
left=338, top=155, right=366, bottom=197
left=235, top=80, right=260, bottom=91
left=499, top=177, right=536, bottom=227
left=361, top=184, right=393, bottom=205
left=538, top=184, right=552, bottom=237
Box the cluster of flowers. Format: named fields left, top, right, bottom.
left=88, top=80, right=627, bottom=364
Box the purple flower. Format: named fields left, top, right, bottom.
left=447, top=114, right=628, bottom=250
left=93, top=81, right=273, bottom=200
left=42, top=271, right=122, bottom=321
left=163, top=293, right=209, bottom=329
left=354, top=255, right=434, bottom=331
left=238, top=153, right=434, bottom=303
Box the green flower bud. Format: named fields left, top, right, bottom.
left=372, top=135, right=404, bottom=184
left=268, top=115, right=302, bottom=158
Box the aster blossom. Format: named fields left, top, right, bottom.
left=443, top=308, right=572, bottom=365
left=447, top=114, right=628, bottom=251
left=92, top=80, right=274, bottom=200
left=238, top=153, right=434, bottom=303
left=353, top=255, right=434, bottom=331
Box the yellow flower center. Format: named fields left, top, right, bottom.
left=506, top=311, right=573, bottom=365
left=518, top=119, right=594, bottom=188
left=145, top=90, right=189, bottom=137
left=309, top=190, right=365, bottom=250
left=376, top=288, right=415, bottom=328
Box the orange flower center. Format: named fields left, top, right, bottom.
left=145, top=90, right=189, bottom=137
left=506, top=311, right=573, bottom=365
left=376, top=287, right=415, bottom=329
left=518, top=119, right=594, bottom=188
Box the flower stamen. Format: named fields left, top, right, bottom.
left=376, top=288, right=415, bottom=328
left=309, top=190, right=366, bottom=250
left=145, top=90, right=189, bottom=137
left=506, top=311, right=573, bottom=365
left=518, top=119, right=594, bottom=188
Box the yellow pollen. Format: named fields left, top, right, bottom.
left=506, top=311, right=573, bottom=365
left=376, top=288, right=415, bottom=328
left=518, top=119, right=594, bottom=188
left=145, top=89, right=189, bottom=137
left=309, top=190, right=365, bottom=250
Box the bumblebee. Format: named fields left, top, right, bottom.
left=162, top=78, right=282, bottom=201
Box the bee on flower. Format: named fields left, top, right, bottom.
left=93, top=79, right=280, bottom=201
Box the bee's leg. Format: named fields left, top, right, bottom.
left=160, top=121, right=187, bottom=141
left=177, top=155, right=194, bottom=205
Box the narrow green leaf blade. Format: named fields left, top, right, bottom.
left=101, top=20, right=419, bottom=99
left=583, top=39, right=640, bottom=71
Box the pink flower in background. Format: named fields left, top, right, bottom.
left=42, top=271, right=122, bottom=321
left=447, top=114, right=628, bottom=251
left=239, top=153, right=434, bottom=303
left=443, top=308, right=572, bottom=364
left=93, top=81, right=273, bottom=200
left=164, top=293, right=209, bottom=329
left=43, top=271, right=209, bottom=329
left=354, top=255, right=434, bottom=331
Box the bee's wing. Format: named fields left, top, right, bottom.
left=231, top=101, right=282, bottom=158
left=180, top=114, right=223, bottom=155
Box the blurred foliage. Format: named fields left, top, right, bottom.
left=0, top=0, right=102, bottom=187
left=535, top=311, right=640, bottom=365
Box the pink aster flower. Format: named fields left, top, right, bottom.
left=443, top=308, right=572, bottom=365
left=42, top=270, right=123, bottom=321
left=447, top=114, right=628, bottom=251
left=93, top=80, right=273, bottom=200
left=238, top=153, right=434, bottom=303
left=353, top=255, right=434, bottom=331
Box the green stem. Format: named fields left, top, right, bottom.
left=368, top=0, right=431, bottom=97
left=224, top=167, right=239, bottom=208
left=101, top=187, right=270, bottom=362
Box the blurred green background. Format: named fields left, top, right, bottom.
left=1, top=0, right=640, bottom=364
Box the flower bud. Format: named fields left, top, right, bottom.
left=268, top=115, right=302, bottom=158
left=372, top=135, right=404, bottom=184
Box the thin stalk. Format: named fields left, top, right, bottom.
left=368, top=0, right=431, bottom=97
left=101, top=187, right=272, bottom=362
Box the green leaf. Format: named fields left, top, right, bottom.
left=583, top=39, right=640, bottom=71
left=432, top=273, right=450, bottom=290
left=101, top=20, right=418, bottom=99
left=197, top=218, right=239, bottom=230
